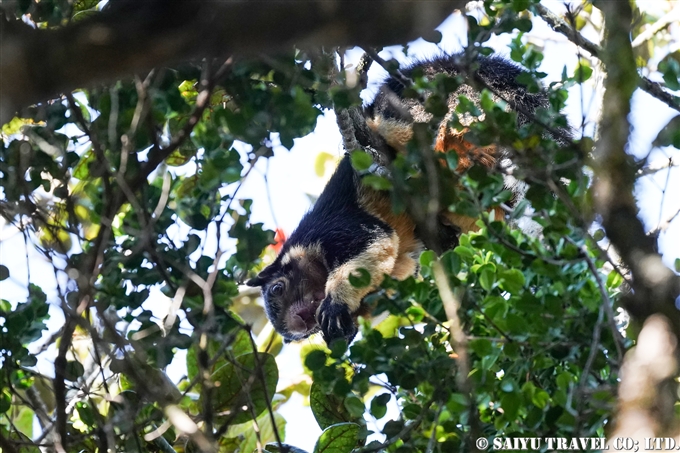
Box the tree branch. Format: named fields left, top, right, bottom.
left=0, top=1, right=462, bottom=124
left=533, top=4, right=601, bottom=57
left=594, top=0, right=680, bottom=334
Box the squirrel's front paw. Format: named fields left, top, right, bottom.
left=318, top=297, right=358, bottom=346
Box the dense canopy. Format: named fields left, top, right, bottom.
left=1, top=1, right=680, bottom=452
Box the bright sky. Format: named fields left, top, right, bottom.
left=1, top=2, right=679, bottom=451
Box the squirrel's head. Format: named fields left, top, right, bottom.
left=247, top=243, right=328, bottom=342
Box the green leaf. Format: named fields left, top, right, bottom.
left=499, top=269, right=525, bottom=293
left=13, top=406, right=34, bottom=438
left=659, top=54, right=680, bottom=91
left=402, top=404, right=421, bottom=420
left=315, top=152, right=337, bottom=177
left=186, top=329, right=254, bottom=382
left=361, top=174, right=392, bottom=190
left=479, top=266, right=495, bottom=292
left=419, top=250, right=436, bottom=268
left=480, top=89, right=495, bottom=112
left=313, top=423, right=360, bottom=453
left=348, top=268, right=371, bottom=288
left=64, top=360, right=85, bottom=381
left=212, top=352, right=278, bottom=424
left=446, top=149, right=459, bottom=170
left=501, top=391, right=521, bottom=421
left=469, top=338, right=493, bottom=357
left=422, top=29, right=443, bottom=45
left=350, top=151, right=374, bottom=171
left=72, top=149, right=95, bottom=180
left=675, top=258, right=680, bottom=273
left=454, top=245, right=474, bottom=260
left=446, top=393, right=468, bottom=413
left=369, top=393, right=390, bottom=420
left=441, top=250, right=461, bottom=275
left=511, top=0, right=530, bottom=12
left=75, top=402, right=96, bottom=427
left=606, top=270, right=624, bottom=289
left=592, top=228, right=605, bottom=242
left=556, top=371, right=574, bottom=390
left=532, top=390, right=550, bottom=409
left=484, top=297, right=508, bottom=322
left=480, top=348, right=502, bottom=371
left=500, top=378, right=516, bottom=393
left=310, top=381, right=353, bottom=430
left=343, top=395, right=365, bottom=418
left=572, top=60, right=593, bottom=82
left=505, top=313, right=528, bottom=334
left=0, top=392, right=10, bottom=413
left=0, top=265, right=8, bottom=281
left=305, top=350, right=327, bottom=372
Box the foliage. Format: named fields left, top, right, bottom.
left=1, top=0, right=679, bottom=452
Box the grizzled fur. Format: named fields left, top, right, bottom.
left=248, top=55, right=559, bottom=345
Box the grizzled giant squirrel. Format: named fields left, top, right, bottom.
left=247, top=54, right=560, bottom=345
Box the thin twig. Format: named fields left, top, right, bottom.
left=246, top=327, right=284, bottom=450
left=648, top=205, right=680, bottom=237
left=357, top=399, right=434, bottom=453
left=364, top=48, right=414, bottom=93
left=631, top=5, right=680, bottom=48
left=534, top=3, right=680, bottom=113
left=573, top=239, right=625, bottom=362
left=431, top=259, right=469, bottom=393
left=469, top=300, right=513, bottom=343
left=573, top=303, right=604, bottom=436
left=133, top=57, right=233, bottom=189
left=534, top=4, right=600, bottom=56
left=426, top=404, right=443, bottom=453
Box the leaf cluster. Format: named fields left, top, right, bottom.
left=3, top=0, right=679, bottom=451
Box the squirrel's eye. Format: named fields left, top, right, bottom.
left=269, top=282, right=284, bottom=297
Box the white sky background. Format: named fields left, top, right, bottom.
left=1, top=1, right=680, bottom=451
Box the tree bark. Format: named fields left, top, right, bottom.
left=0, top=0, right=463, bottom=124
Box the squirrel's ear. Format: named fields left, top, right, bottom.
left=246, top=263, right=277, bottom=287
left=246, top=275, right=265, bottom=287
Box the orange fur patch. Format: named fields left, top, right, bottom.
left=357, top=184, right=420, bottom=280
left=434, top=126, right=504, bottom=233
left=365, top=115, right=507, bottom=255
left=441, top=206, right=504, bottom=233
left=434, top=126, right=498, bottom=172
